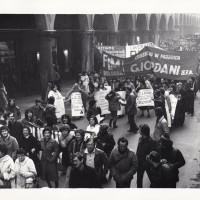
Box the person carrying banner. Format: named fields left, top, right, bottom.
left=136, top=80, right=151, bottom=118
left=173, top=82, right=187, bottom=127
left=105, top=90, right=121, bottom=128
left=185, top=78, right=195, bottom=116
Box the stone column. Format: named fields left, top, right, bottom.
left=160, top=30, right=169, bottom=41
left=136, top=30, right=150, bottom=44
left=81, top=30, right=94, bottom=72
left=38, top=32, right=54, bottom=100
left=107, top=31, right=119, bottom=46
left=141, top=30, right=150, bottom=43
left=128, top=30, right=136, bottom=45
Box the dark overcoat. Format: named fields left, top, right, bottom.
left=40, top=138, right=59, bottom=181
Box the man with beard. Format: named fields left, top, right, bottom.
left=69, top=152, right=99, bottom=188
left=109, top=137, right=138, bottom=188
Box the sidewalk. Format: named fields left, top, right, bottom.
left=15, top=79, right=75, bottom=117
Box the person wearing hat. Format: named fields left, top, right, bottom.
left=0, top=125, right=19, bottom=160
left=86, top=99, right=101, bottom=121
left=158, top=134, right=186, bottom=188
left=40, top=127, right=59, bottom=188
left=58, top=124, right=75, bottom=188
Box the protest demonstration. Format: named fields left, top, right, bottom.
left=1, top=13, right=200, bottom=189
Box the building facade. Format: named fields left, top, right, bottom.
left=0, top=14, right=200, bottom=99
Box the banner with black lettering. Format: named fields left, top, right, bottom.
left=101, top=46, right=199, bottom=80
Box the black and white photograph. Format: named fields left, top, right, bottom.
left=0, top=0, right=200, bottom=199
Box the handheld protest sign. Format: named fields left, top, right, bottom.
left=71, top=92, right=85, bottom=117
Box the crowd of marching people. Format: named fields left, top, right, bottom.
left=0, top=70, right=198, bottom=188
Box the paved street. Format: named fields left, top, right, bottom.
left=15, top=82, right=200, bottom=188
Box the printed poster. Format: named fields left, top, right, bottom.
left=136, top=89, right=154, bottom=107
left=71, top=92, right=85, bottom=117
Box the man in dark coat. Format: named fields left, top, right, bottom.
left=145, top=151, right=173, bottom=188
left=158, top=134, right=186, bottom=188
left=19, top=125, right=41, bottom=176
left=7, top=111, right=24, bottom=143
left=173, top=82, right=187, bottom=127
left=69, top=152, right=100, bottom=188
left=136, top=124, right=157, bottom=188
left=125, top=87, right=138, bottom=133
left=96, top=123, right=116, bottom=158
left=109, top=137, right=138, bottom=188
left=105, top=90, right=121, bottom=128
left=81, top=138, right=109, bottom=187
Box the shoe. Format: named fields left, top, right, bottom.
left=113, top=125, right=118, bottom=128
left=191, top=114, right=194, bottom=116
left=140, top=114, right=144, bottom=117
left=147, top=114, right=150, bottom=118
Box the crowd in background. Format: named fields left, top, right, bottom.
left=0, top=69, right=199, bottom=188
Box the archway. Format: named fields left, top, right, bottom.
left=136, top=14, right=148, bottom=43
left=93, top=14, right=115, bottom=45
left=0, top=14, right=39, bottom=96
left=149, top=14, right=158, bottom=44
left=159, top=14, right=168, bottom=41
left=118, top=14, right=134, bottom=45
left=54, top=14, right=84, bottom=79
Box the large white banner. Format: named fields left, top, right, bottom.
left=117, top=91, right=126, bottom=115
left=169, top=94, right=178, bottom=120
left=126, top=42, right=162, bottom=57
left=71, top=92, right=85, bottom=117
left=136, top=89, right=154, bottom=107
left=94, top=86, right=111, bottom=115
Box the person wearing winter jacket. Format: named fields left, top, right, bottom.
left=109, top=137, right=138, bottom=188
left=0, top=144, right=15, bottom=188
left=14, top=148, right=37, bottom=188
left=105, top=90, right=121, bottom=128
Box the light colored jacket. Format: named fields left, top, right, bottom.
left=14, top=156, right=37, bottom=188
left=0, top=155, right=15, bottom=188
left=152, top=116, right=169, bottom=141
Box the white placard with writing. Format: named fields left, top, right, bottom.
left=136, top=89, right=154, bottom=107
left=71, top=92, right=85, bottom=117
